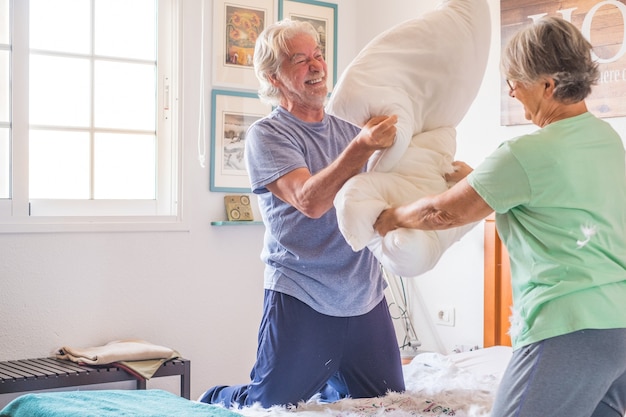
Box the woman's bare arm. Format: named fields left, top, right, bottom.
left=374, top=178, right=493, bottom=235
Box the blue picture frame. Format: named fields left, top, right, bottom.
left=210, top=89, right=272, bottom=192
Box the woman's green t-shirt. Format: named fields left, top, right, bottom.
left=468, top=112, right=626, bottom=349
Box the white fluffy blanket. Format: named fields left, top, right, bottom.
left=326, top=0, right=491, bottom=278
left=236, top=350, right=509, bottom=417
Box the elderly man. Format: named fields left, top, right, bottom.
left=199, top=19, right=404, bottom=408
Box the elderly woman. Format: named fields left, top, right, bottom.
left=375, top=17, right=626, bottom=417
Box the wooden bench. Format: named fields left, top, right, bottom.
left=0, top=357, right=190, bottom=399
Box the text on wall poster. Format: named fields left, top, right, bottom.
left=501, top=0, right=626, bottom=125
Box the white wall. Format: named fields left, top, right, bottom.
left=2, top=0, right=626, bottom=408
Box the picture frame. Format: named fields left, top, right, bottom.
left=213, top=0, right=275, bottom=89
left=210, top=89, right=273, bottom=193
left=279, top=0, right=337, bottom=92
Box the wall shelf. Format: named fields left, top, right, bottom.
left=210, top=221, right=263, bottom=226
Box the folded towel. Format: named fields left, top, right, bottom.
left=56, top=339, right=180, bottom=379
left=57, top=339, right=175, bottom=364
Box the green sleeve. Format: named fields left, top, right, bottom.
left=467, top=141, right=531, bottom=214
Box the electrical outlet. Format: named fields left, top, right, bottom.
left=435, top=307, right=455, bottom=326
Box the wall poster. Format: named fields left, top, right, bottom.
left=501, top=1, right=626, bottom=125
left=210, top=89, right=272, bottom=193
left=213, top=0, right=275, bottom=90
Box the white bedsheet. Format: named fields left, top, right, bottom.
left=236, top=346, right=512, bottom=417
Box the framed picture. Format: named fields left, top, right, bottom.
left=213, top=0, right=275, bottom=89
left=500, top=1, right=626, bottom=125
left=210, top=89, right=273, bottom=193
left=279, top=0, right=337, bottom=92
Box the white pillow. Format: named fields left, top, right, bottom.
left=326, top=0, right=491, bottom=172
left=334, top=128, right=477, bottom=277
left=328, top=0, right=490, bottom=277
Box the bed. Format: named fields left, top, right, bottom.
left=0, top=349, right=511, bottom=417
left=0, top=348, right=509, bottom=417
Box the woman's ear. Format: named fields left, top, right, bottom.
left=543, top=77, right=556, bottom=97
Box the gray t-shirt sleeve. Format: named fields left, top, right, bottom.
left=244, top=118, right=307, bottom=194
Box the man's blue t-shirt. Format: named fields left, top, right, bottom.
left=244, top=106, right=385, bottom=317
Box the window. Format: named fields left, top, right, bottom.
left=0, top=0, right=181, bottom=231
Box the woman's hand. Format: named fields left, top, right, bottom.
left=375, top=179, right=494, bottom=236
left=374, top=206, right=401, bottom=237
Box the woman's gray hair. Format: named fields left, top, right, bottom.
left=253, top=19, right=321, bottom=106
left=501, top=16, right=599, bottom=103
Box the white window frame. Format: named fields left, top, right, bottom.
left=0, top=0, right=185, bottom=233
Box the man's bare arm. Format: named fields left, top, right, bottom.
left=267, top=115, right=398, bottom=218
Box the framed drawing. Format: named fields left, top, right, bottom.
left=501, top=1, right=626, bottom=125
left=213, top=0, right=275, bottom=89
left=279, top=0, right=337, bottom=92
left=210, top=89, right=272, bottom=193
